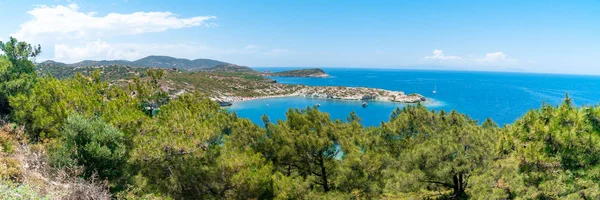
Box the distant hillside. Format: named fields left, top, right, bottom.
left=203, top=64, right=258, bottom=74
left=131, top=56, right=230, bottom=70
left=35, top=63, right=284, bottom=98
left=265, top=68, right=329, bottom=77
left=37, top=65, right=149, bottom=80
left=37, top=55, right=241, bottom=71
left=37, top=60, right=66, bottom=67
left=72, top=60, right=132, bottom=67
left=38, top=63, right=258, bottom=81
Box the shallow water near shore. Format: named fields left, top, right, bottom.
left=229, top=97, right=445, bottom=127
left=228, top=68, right=600, bottom=127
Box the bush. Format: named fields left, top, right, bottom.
left=0, top=124, right=24, bottom=181
left=49, top=114, right=127, bottom=181
left=0, top=130, right=15, bottom=154
left=0, top=37, right=41, bottom=115
left=0, top=123, right=111, bottom=200
left=0, top=179, right=55, bottom=200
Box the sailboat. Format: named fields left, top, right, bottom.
left=433, top=85, right=437, bottom=94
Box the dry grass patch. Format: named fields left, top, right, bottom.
left=0, top=120, right=111, bottom=200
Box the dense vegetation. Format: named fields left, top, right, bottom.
left=38, top=63, right=290, bottom=98
left=38, top=64, right=150, bottom=80
left=38, top=55, right=236, bottom=71
left=266, top=68, right=329, bottom=77
left=2, top=38, right=600, bottom=199
left=202, top=64, right=259, bottom=74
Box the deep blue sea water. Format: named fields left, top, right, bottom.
left=228, top=68, right=600, bottom=127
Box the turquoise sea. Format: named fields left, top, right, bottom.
left=228, top=68, right=600, bottom=127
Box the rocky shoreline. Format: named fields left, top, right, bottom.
left=303, top=73, right=330, bottom=78
left=214, top=85, right=426, bottom=104
left=293, top=86, right=426, bottom=103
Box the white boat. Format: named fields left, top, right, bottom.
left=433, top=85, right=437, bottom=94
left=362, top=101, right=368, bottom=107
left=217, top=101, right=233, bottom=107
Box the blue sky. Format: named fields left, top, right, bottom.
left=0, top=0, right=598, bottom=74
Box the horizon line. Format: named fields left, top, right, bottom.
left=251, top=66, right=600, bottom=77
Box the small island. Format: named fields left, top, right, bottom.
left=263, top=68, right=330, bottom=77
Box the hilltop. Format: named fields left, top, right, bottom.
left=37, top=55, right=257, bottom=72
left=264, top=68, right=330, bottom=77
left=203, top=64, right=259, bottom=74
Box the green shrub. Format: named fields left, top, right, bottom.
left=0, top=180, right=54, bottom=200
left=0, top=37, right=41, bottom=115
left=49, top=114, right=127, bottom=181
left=0, top=131, right=15, bottom=154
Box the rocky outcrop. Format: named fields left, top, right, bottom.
left=307, top=73, right=330, bottom=78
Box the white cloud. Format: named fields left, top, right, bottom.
left=264, top=48, right=291, bottom=56
left=53, top=40, right=212, bottom=62
left=476, top=52, right=508, bottom=63
left=424, top=49, right=463, bottom=61
left=54, top=40, right=138, bottom=62
left=52, top=40, right=292, bottom=63
left=10, top=3, right=219, bottom=62
left=12, top=3, right=216, bottom=41
left=423, top=49, right=518, bottom=66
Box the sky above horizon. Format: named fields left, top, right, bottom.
left=0, top=0, right=598, bottom=74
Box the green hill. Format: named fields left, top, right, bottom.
left=203, top=64, right=258, bottom=74
left=72, top=60, right=132, bottom=67
left=37, top=64, right=149, bottom=80
left=132, top=56, right=230, bottom=70
left=36, top=63, right=275, bottom=97
left=265, top=68, right=329, bottom=77
left=37, top=55, right=246, bottom=71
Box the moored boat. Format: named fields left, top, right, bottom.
left=218, top=101, right=233, bottom=107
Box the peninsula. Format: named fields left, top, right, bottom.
left=263, top=68, right=330, bottom=77
left=216, top=85, right=425, bottom=104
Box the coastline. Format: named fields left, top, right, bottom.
left=216, top=86, right=428, bottom=104
left=220, top=93, right=299, bottom=103
left=225, top=94, right=442, bottom=107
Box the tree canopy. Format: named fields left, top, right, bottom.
left=0, top=37, right=41, bottom=115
